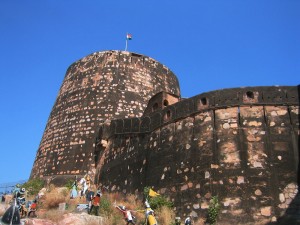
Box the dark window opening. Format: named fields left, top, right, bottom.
left=163, top=100, right=169, bottom=107
left=246, top=91, right=254, bottom=99
left=200, top=98, right=207, bottom=105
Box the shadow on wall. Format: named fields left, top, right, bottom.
left=267, top=192, right=300, bottom=225
left=267, top=85, right=300, bottom=225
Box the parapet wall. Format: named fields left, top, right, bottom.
left=105, top=86, right=299, bottom=136
left=97, top=86, right=299, bottom=224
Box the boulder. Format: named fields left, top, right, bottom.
left=24, top=218, right=56, bottom=225
left=58, top=213, right=105, bottom=225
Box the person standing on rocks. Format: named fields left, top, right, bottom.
left=70, top=176, right=78, bottom=199
left=90, top=190, right=101, bottom=216
left=85, top=188, right=95, bottom=214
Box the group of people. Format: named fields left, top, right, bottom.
left=70, top=175, right=193, bottom=225
left=85, top=187, right=102, bottom=216
left=70, top=174, right=92, bottom=199
left=175, top=216, right=193, bottom=225
left=13, top=184, right=37, bottom=218
left=115, top=200, right=158, bottom=225
left=69, top=174, right=103, bottom=216
left=70, top=175, right=158, bottom=224
left=0, top=184, right=38, bottom=225
left=115, top=201, right=193, bottom=225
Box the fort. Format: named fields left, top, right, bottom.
left=31, top=50, right=299, bottom=224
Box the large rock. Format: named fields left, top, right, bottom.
left=25, top=213, right=105, bottom=225
left=0, top=203, right=6, bottom=215
left=59, top=213, right=105, bottom=225
left=24, top=218, right=56, bottom=225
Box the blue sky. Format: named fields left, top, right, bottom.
left=0, top=1, right=299, bottom=184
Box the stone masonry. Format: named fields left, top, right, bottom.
left=30, top=49, right=299, bottom=224
left=96, top=86, right=299, bottom=224
left=30, top=50, right=180, bottom=184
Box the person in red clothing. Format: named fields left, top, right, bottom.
left=90, top=191, right=101, bottom=216
left=115, top=205, right=136, bottom=225
left=28, top=200, right=37, bottom=218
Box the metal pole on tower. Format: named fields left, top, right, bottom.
left=125, top=35, right=128, bottom=51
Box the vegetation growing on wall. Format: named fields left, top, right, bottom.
left=143, top=186, right=173, bottom=210
left=22, top=178, right=45, bottom=196
left=207, top=196, right=220, bottom=225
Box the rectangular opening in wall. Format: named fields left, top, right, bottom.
left=131, top=53, right=142, bottom=58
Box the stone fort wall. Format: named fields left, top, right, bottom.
left=97, top=86, right=299, bottom=224
left=30, top=50, right=180, bottom=183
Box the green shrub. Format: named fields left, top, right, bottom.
left=143, top=186, right=151, bottom=199
left=65, top=179, right=75, bottom=190
left=100, top=195, right=113, bottom=216
left=22, top=178, right=45, bottom=196
left=143, top=186, right=173, bottom=210
left=149, top=195, right=173, bottom=210
left=207, top=196, right=220, bottom=225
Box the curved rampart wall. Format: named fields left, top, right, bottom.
left=30, top=50, right=180, bottom=184
left=98, top=86, right=299, bottom=223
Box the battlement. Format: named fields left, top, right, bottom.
left=107, top=86, right=299, bottom=136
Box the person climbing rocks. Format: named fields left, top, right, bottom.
left=115, top=205, right=136, bottom=225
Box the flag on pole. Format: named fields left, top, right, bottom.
left=149, top=188, right=160, bottom=197
left=126, top=33, right=132, bottom=40
left=125, top=33, right=132, bottom=51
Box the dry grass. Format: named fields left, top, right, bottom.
left=109, top=193, right=145, bottom=223
left=103, top=213, right=123, bottom=225
left=194, top=217, right=206, bottom=225
left=157, top=206, right=175, bottom=225
left=1, top=187, right=208, bottom=225
left=43, top=188, right=68, bottom=209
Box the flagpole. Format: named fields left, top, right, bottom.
left=125, top=33, right=128, bottom=51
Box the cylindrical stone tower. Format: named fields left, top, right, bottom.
left=30, top=50, right=180, bottom=184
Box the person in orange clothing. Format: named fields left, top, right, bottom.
left=28, top=200, right=37, bottom=218
left=90, top=191, right=101, bottom=216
